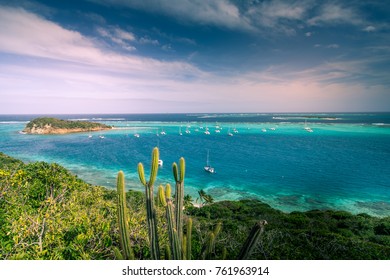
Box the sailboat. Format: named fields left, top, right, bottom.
left=304, top=120, right=313, bottom=132
left=204, top=150, right=216, bottom=173
left=157, top=139, right=163, bottom=166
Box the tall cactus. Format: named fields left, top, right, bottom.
left=159, top=184, right=182, bottom=259
left=137, top=147, right=160, bottom=260
left=116, top=171, right=134, bottom=260
left=172, top=158, right=185, bottom=243
left=237, top=220, right=268, bottom=260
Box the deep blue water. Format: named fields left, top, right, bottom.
left=1, top=113, right=389, bottom=216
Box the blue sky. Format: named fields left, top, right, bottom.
left=0, top=0, right=389, bottom=113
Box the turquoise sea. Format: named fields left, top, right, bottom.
left=0, top=113, right=389, bottom=217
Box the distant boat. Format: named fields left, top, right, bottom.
left=179, top=126, right=183, bottom=136
left=261, top=128, right=267, bottom=132
left=304, top=120, right=313, bottom=132
left=99, top=135, right=105, bottom=139
left=204, top=127, right=210, bottom=135
left=228, top=128, right=233, bottom=136
left=160, top=129, right=166, bottom=135
left=204, top=150, right=216, bottom=174
left=134, top=133, right=140, bottom=138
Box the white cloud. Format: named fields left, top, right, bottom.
left=0, top=6, right=202, bottom=78
left=308, top=4, right=362, bottom=26
left=88, top=0, right=377, bottom=37
left=89, top=0, right=253, bottom=31
left=326, top=44, right=339, bottom=49
left=97, top=26, right=136, bottom=51
left=139, top=36, right=159, bottom=45
left=363, top=25, right=376, bottom=32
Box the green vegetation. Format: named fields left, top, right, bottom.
left=0, top=151, right=389, bottom=260
left=24, top=117, right=111, bottom=134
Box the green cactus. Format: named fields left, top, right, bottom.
left=237, top=220, right=268, bottom=260
left=137, top=147, right=161, bottom=260
left=160, top=184, right=182, bottom=259
left=158, top=185, right=167, bottom=207
left=173, top=158, right=185, bottom=243
left=118, top=148, right=268, bottom=261
left=201, top=222, right=222, bottom=260
left=116, top=171, right=134, bottom=260
left=201, top=232, right=215, bottom=260
left=165, top=183, right=172, bottom=200
left=164, top=244, right=172, bottom=260
left=182, top=235, right=187, bottom=260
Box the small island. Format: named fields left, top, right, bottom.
left=23, top=117, right=112, bottom=134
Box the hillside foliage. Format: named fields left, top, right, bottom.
left=0, top=152, right=389, bottom=260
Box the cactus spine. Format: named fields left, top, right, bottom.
left=137, top=147, right=160, bottom=260
left=116, top=171, right=134, bottom=260
left=237, top=220, right=268, bottom=260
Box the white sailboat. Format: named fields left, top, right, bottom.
left=304, top=120, right=313, bottom=132
left=204, top=150, right=216, bottom=174
left=157, top=139, right=163, bottom=166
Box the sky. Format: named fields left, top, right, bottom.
left=0, top=0, right=389, bottom=114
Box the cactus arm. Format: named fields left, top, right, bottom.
left=158, top=185, right=167, bottom=207
left=149, top=147, right=159, bottom=187
left=137, top=163, right=146, bottom=186
left=172, top=162, right=179, bottom=182
left=179, top=157, right=185, bottom=182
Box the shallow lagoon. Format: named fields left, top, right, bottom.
left=1, top=113, right=389, bottom=216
